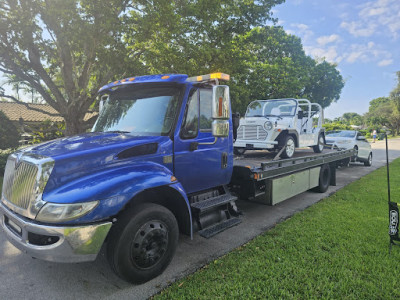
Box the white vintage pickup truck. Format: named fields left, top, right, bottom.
left=233, top=98, right=325, bottom=158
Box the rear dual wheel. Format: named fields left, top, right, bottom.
left=313, top=164, right=331, bottom=193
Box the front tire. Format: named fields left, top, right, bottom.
left=281, top=135, right=296, bottom=158
left=364, top=153, right=372, bottom=166
left=313, top=133, right=324, bottom=153
left=107, top=203, right=179, bottom=284
left=351, top=146, right=358, bottom=162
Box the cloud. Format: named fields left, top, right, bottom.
left=378, top=59, right=393, bottom=67
left=343, top=42, right=393, bottom=66
left=317, top=34, right=340, bottom=46
left=340, top=21, right=377, bottom=37
left=289, top=23, right=314, bottom=42
left=304, top=46, right=342, bottom=63
left=341, top=0, right=400, bottom=39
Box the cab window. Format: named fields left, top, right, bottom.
left=199, top=89, right=212, bottom=131
left=181, top=89, right=199, bottom=139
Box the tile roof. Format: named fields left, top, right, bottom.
left=0, top=102, right=97, bottom=122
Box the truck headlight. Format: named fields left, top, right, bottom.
left=36, top=201, right=99, bottom=223
left=264, top=121, right=273, bottom=131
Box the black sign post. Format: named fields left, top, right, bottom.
left=387, top=133, right=400, bottom=252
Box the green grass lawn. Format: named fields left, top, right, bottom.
left=156, top=159, right=400, bottom=299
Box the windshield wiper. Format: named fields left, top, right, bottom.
left=106, top=130, right=130, bottom=134
left=265, top=114, right=283, bottom=120
left=248, top=114, right=270, bottom=119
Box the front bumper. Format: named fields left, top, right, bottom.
left=234, top=140, right=277, bottom=149
left=0, top=202, right=112, bottom=263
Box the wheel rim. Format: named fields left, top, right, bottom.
left=130, top=220, right=169, bottom=269
left=319, top=136, right=324, bottom=151
left=369, top=154, right=372, bottom=164
left=286, top=138, right=295, bottom=157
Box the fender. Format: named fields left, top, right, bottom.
left=43, top=161, right=192, bottom=232
left=275, top=129, right=299, bottom=147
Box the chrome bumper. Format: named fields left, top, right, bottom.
left=0, top=202, right=112, bottom=263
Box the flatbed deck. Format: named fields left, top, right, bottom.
left=233, top=148, right=354, bottom=180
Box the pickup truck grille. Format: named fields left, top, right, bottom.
left=3, top=157, right=38, bottom=209
left=237, top=125, right=267, bottom=140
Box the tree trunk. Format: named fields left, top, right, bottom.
left=64, top=113, right=86, bottom=136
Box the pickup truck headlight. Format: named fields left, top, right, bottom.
left=36, top=201, right=99, bottom=223
left=264, top=121, right=273, bottom=131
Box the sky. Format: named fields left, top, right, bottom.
left=273, top=0, right=400, bottom=119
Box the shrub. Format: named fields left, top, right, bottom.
left=29, top=120, right=65, bottom=144
left=0, top=110, right=19, bottom=150
left=0, top=148, right=13, bottom=175
left=322, top=122, right=351, bottom=132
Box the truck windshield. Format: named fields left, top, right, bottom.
left=246, top=99, right=297, bottom=118
left=92, top=85, right=181, bottom=136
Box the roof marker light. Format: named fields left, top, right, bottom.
left=161, top=75, right=170, bottom=79
left=187, top=73, right=230, bottom=82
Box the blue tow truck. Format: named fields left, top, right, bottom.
left=0, top=73, right=354, bottom=283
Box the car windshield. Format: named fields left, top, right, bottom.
left=246, top=99, right=297, bottom=117
left=326, top=130, right=356, bottom=138
left=92, top=85, right=181, bottom=136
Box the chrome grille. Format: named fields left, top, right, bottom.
left=3, top=158, right=38, bottom=209
left=237, top=125, right=268, bottom=140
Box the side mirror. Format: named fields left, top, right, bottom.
left=297, top=110, right=304, bottom=119
left=99, top=95, right=109, bottom=113
left=212, top=85, right=230, bottom=119
left=212, top=85, right=230, bottom=137
left=212, top=120, right=229, bottom=137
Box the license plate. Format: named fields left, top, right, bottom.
left=6, top=217, right=22, bottom=235
left=246, top=144, right=254, bottom=149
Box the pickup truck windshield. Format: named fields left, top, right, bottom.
left=326, top=130, right=356, bottom=138
left=246, top=99, right=297, bottom=118
left=92, top=86, right=181, bottom=136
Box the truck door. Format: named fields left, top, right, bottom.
left=174, top=87, right=233, bottom=194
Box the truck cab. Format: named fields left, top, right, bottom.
left=0, top=73, right=237, bottom=283
left=233, top=98, right=325, bottom=158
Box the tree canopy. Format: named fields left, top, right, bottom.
left=0, top=0, right=344, bottom=135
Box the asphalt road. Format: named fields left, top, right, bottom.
left=1, top=138, right=400, bottom=300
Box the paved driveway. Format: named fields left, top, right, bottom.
left=1, top=138, right=399, bottom=300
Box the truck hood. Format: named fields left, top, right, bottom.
left=23, top=133, right=172, bottom=193
left=28, top=132, right=167, bottom=159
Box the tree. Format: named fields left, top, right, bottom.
left=390, top=71, right=400, bottom=112
left=1, top=0, right=343, bottom=134
left=124, top=6, right=343, bottom=114
left=366, top=97, right=400, bottom=135
left=0, top=110, right=19, bottom=149
left=0, top=0, right=135, bottom=135
left=341, top=112, right=364, bottom=126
